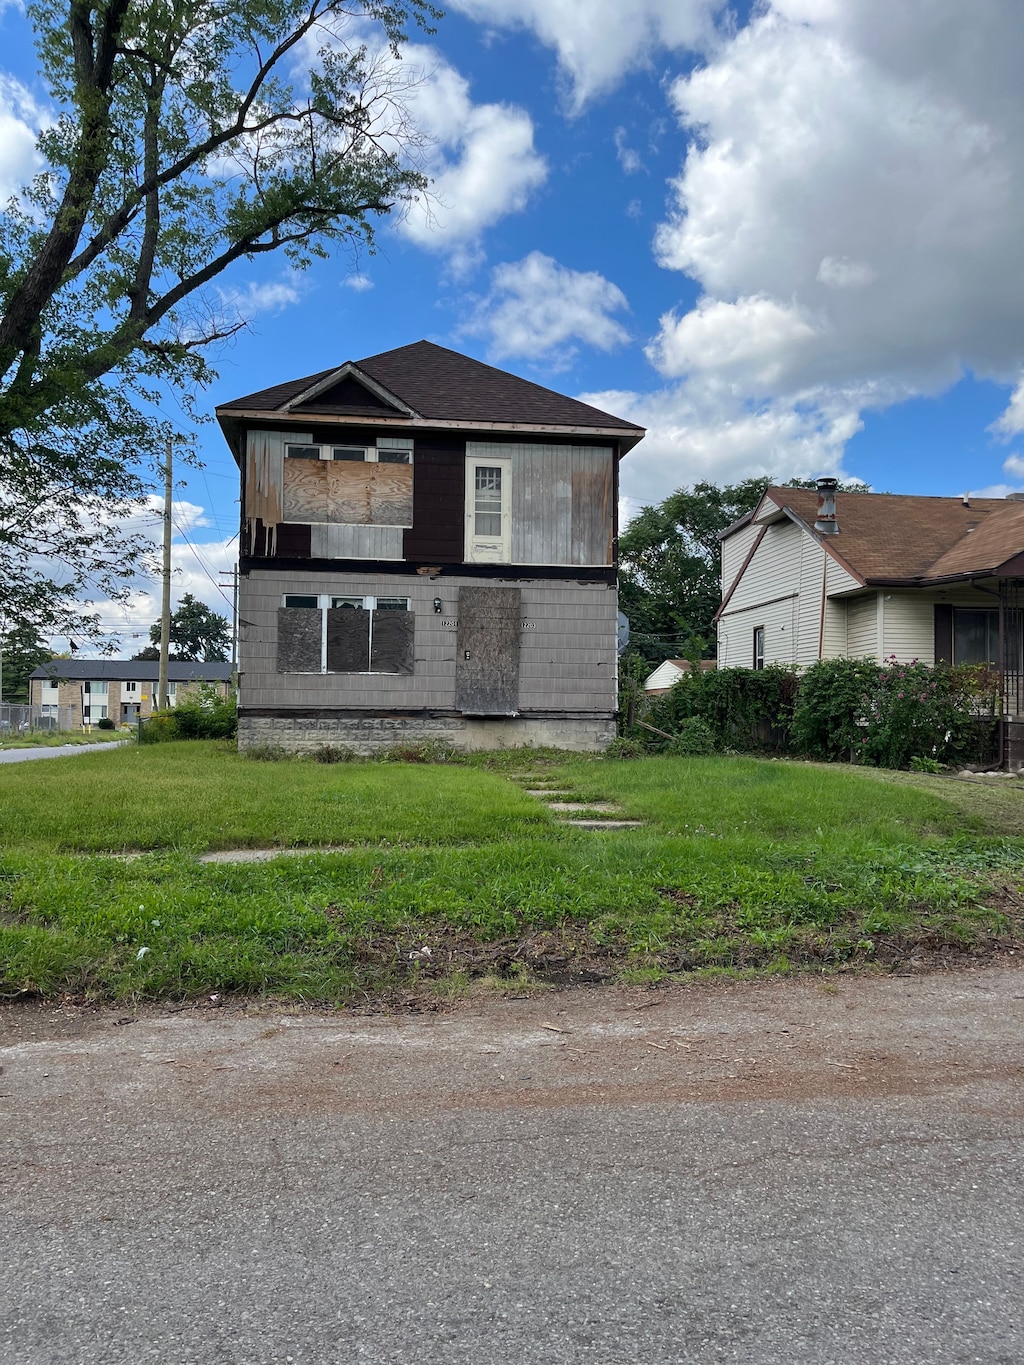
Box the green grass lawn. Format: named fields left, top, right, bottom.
left=2, top=742, right=1022, bottom=1003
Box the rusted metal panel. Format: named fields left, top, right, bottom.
left=277, top=608, right=322, bottom=673
left=284, top=460, right=413, bottom=526
left=326, top=609, right=370, bottom=672
left=455, top=587, right=521, bottom=714
left=370, top=612, right=415, bottom=674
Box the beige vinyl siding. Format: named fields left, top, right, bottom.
left=720, top=522, right=760, bottom=600
left=244, top=430, right=312, bottom=548
left=726, top=520, right=803, bottom=612
left=240, top=569, right=618, bottom=712
left=846, top=595, right=878, bottom=658
left=717, top=597, right=798, bottom=669
left=879, top=593, right=934, bottom=663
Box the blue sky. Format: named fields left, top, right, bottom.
left=3, top=0, right=1024, bottom=650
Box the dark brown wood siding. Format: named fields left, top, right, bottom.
left=275, top=523, right=312, bottom=558
left=403, top=438, right=465, bottom=562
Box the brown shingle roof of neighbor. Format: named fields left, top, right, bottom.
left=760, top=487, right=1024, bottom=584
left=218, top=340, right=644, bottom=433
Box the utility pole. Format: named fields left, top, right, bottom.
left=158, top=437, right=172, bottom=710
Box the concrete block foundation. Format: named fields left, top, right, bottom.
left=237, top=712, right=616, bottom=756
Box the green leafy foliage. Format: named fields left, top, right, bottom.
left=0, top=622, right=52, bottom=702
left=0, top=0, right=441, bottom=635
left=140, top=684, right=236, bottom=741
left=142, top=594, right=230, bottom=662
left=791, top=657, right=883, bottom=760
left=646, top=665, right=799, bottom=753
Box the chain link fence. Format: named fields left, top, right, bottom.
left=0, top=702, right=77, bottom=734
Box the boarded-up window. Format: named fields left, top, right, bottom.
left=283, top=460, right=413, bottom=527
left=326, top=608, right=370, bottom=672
left=279, top=596, right=413, bottom=673
left=277, top=607, right=322, bottom=672
left=369, top=610, right=414, bottom=674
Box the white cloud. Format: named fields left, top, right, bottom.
left=399, top=53, right=547, bottom=258
left=584, top=380, right=862, bottom=509
left=447, top=0, right=723, bottom=110
left=647, top=296, right=819, bottom=388
left=342, top=272, right=374, bottom=291
left=1002, top=454, right=1024, bottom=479
left=613, top=0, right=1024, bottom=504
left=992, top=377, right=1024, bottom=439
left=216, top=276, right=304, bottom=317
left=465, top=251, right=630, bottom=366
left=0, top=74, right=46, bottom=202
left=613, top=128, right=643, bottom=174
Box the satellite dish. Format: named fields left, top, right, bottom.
left=616, top=611, right=630, bottom=656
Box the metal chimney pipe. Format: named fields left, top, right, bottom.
left=814, top=477, right=839, bottom=534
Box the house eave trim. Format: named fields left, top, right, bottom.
left=214, top=407, right=644, bottom=453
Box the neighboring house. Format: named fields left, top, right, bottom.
left=29, top=661, right=233, bottom=727
left=644, top=659, right=717, bottom=694
left=717, top=479, right=1024, bottom=761
left=215, top=340, right=645, bottom=754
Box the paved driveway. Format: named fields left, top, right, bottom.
left=2, top=967, right=1022, bottom=1364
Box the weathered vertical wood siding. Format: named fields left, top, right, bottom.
left=467, top=442, right=614, bottom=566
left=245, top=430, right=309, bottom=556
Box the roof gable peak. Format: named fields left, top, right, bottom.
left=281, top=361, right=419, bottom=417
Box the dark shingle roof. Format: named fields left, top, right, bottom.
left=758, top=488, right=1024, bottom=583
left=31, top=660, right=232, bottom=682
left=218, top=340, right=643, bottom=433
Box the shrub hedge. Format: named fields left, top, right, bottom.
left=634, top=657, right=999, bottom=770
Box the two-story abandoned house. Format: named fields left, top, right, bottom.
left=215, top=341, right=645, bottom=754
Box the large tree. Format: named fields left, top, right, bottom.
left=135, top=592, right=230, bottom=660
left=619, top=479, right=771, bottom=663
left=0, top=0, right=440, bottom=637
left=0, top=622, right=54, bottom=702
left=620, top=478, right=868, bottom=663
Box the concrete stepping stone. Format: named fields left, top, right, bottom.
left=560, top=819, right=644, bottom=829
left=198, top=846, right=349, bottom=864
left=546, top=801, right=623, bottom=813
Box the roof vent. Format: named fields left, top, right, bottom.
left=814, top=477, right=839, bottom=535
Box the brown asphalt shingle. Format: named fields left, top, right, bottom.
left=762, top=487, right=1024, bottom=583
left=217, top=340, right=643, bottom=432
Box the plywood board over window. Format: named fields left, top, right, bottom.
left=283, top=460, right=413, bottom=526
left=277, top=608, right=322, bottom=672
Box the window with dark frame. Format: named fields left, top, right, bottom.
left=277, top=595, right=413, bottom=674
left=753, top=625, right=765, bottom=670
left=953, top=608, right=999, bottom=666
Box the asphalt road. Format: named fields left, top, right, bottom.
left=2, top=967, right=1022, bottom=1365
left=0, top=741, right=124, bottom=764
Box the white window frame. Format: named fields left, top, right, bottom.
left=284, top=441, right=414, bottom=465
left=40, top=681, right=59, bottom=701
left=465, top=456, right=512, bottom=564
left=281, top=594, right=411, bottom=673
